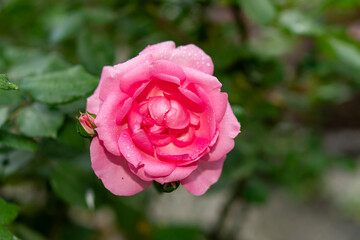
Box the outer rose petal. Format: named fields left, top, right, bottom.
left=183, top=68, right=221, bottom=93
left=183, top=68, right=228, bottom=122
left=140, top=41, right=176, bottom=60
left=181, top=156, right=226, bottom=196
left=86, top=86, right=102, bottom=114
left=120, top=61, right=152, bottom=95
left=95, top=91, right=128, bottom=156
left=128, top=161, right=198, bottom=184
left=90, top=137, right=151, bottom=196
left=202, top=103, right=241, bottom=162
left=99, top=54, right=152, bottom=100
left=151, top=162, right=198, bottom=184
left=140, top=42, right=213, bottom=75
left=170, top=44, right=214, bottom=75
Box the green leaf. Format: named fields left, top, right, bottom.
left=8, top=54, right=70, bottom=81
left=0, top=91, right=24, bottom=106
left=0, top=107, right=9, bottom=128
left=249, top=28, right=294, bottom=57
left=77, top=30, right=115, bottom=75
left=279, top=10, right=322, bottom=36
left=328, top=38, right=360, bottom=69
left=0, top=150, right=35, bottom=178
left=16, top=103, right=64, bottom=138
left=50, top=161, right=90, bottom=207
left=0, top=225, right=16, bottom=240
left=49, top=11, right=85, bottom=43
left=0, top=198, right=18, bottom=225
left=58, top=119, right=84, bottom=148
left=56, top=98, right=86, bottom=115
left=239, top=0, right=276, bottom=25
left=0, top=131, right=38, bottom=152
left=0, top=74, right=18, bottom=90
left=20, top=66, right=99, bottom=104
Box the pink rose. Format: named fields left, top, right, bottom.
left=87, top=41, right=240, bottom=196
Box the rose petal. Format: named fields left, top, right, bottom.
left=127, top=107, right=142, bottom=133
left=135, top=81, right=165, bottom=102
left=165, top=100, right=190, bottom=129
left=132, top=129, right=154, bottom=152
left=148, top=124, right=165, bottom=135
left=183, top=68, right=222, bottom=94
left=86, top=86, right=102, bottom=114
left=152, top=60, right=186, bottom=84
left=148, top=133, right=172, bottom=147
left=181, top=156, right=226, bottom=196
left=138, top=100, right=149, bottom=116
left=156, top=137, right=209, bottom=163
left=98, top=66, right=120, bottom=101
left=95, top=91, right=128, bottom=156
left=202, top=103, right=240, bottom=162
left=140, top=42, right=213, bottom=75
left=171, top=126, right=196, bottom=147
left=127, top=161, right=197, bottom=184
left=90, top=137, right=151, bottom=196
left=170, top=44, right=214, bottom=75
left=118, top=129, right=176, bottom=178
left=189, top=112, right=200, bottom=127
left=139, top=41, right=176, bottom=59
left=116, top=97, right=133, bottom=125
left=154, top=162, right=198, bottom=184
left=120, top=60, right=152, bottom=95
left=98, top=54, right=152, bottom=100
left=178, top=87, right=204, bottom=108
left=148, top=96, right=170, bottom=125
left=192, top=86, right=217, bottom=142
left=211, top=92, right=228, bottom=122
left=183, top=68, right=228, bottom=122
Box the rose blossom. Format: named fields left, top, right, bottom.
left=87, top=41, right=240, bottom=196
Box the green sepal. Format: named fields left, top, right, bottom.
left=76, top=111, right=97, bottom=138
left=153, top=181, right=180, bottom=193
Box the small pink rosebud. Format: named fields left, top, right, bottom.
left=77, top=112, right=97, bottom=138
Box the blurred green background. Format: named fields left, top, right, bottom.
left=1, top=0, right=360, bottom=239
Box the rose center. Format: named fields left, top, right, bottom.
left=127, top=95, right=198, bottom=151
